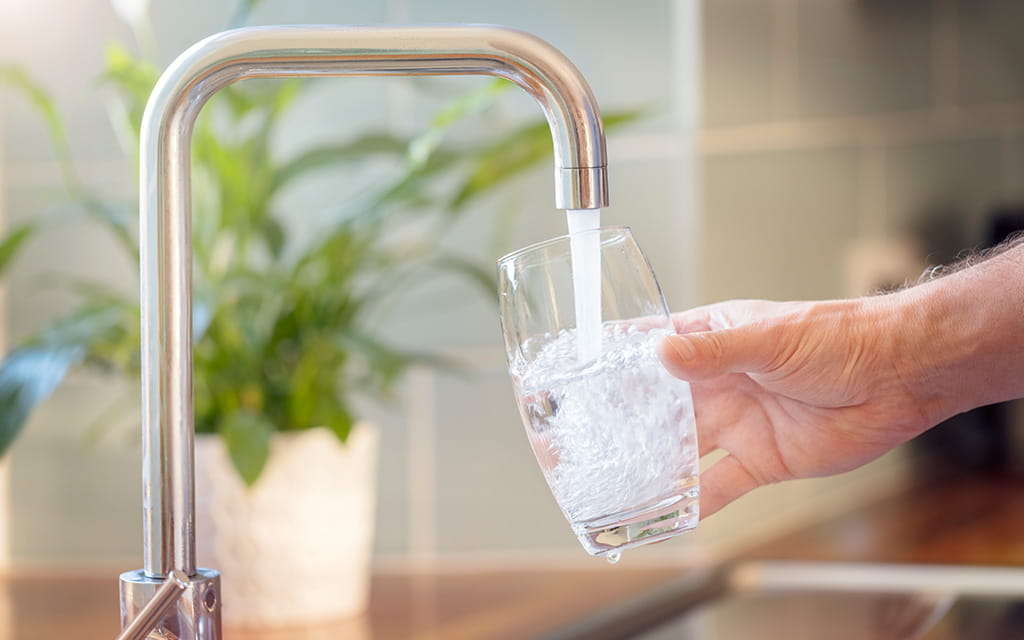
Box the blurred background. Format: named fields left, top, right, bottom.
left=0, top=0, right=1022, bottom=575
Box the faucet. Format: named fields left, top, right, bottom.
left=118, top=24, right=608, bottom=639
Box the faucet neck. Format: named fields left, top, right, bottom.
left=138, top=24, right=609, bottom=578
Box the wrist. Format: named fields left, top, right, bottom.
left=889, top=245, right=1024, bottom=424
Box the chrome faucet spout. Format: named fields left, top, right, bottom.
left=125, top=24, right=609, bottom=640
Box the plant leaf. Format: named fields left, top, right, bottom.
left=0, top=223, right=35, bottom=275
left=0, top=66, right=67, bottom=155
left=407, top=78, right=510, bottom=169
left=335, top=329, right=463, bottom=393
left=76, top=195, right=139, bottom=262
left=260, top=217, right=286, bottom=259
left=221, top=409, right=273, bottom=487
left=4, top=61, right=141, bottom=259
left=320, top=403, right=354, bottom=447
left=0, top=346, right=82, bottom=457
left=100, top=43, right=160, bottom=145
left=34, top=274, right=136, bottom=309
left=0, top=66, right=78, bottom=188
left=429, top=254, right=498, bottom=301
left=0, top=302, right=141, bottom=456
left=270, top=133, right=409, bottom=195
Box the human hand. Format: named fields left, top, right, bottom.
left=660, top=239, right=1024, bottom=519
left=658, top=296, right=935, bottom=519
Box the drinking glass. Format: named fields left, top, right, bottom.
left=498, top=226, right=699, bottom=559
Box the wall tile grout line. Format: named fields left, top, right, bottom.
left=405, top=367, right=437, bottom=563
left=6, top=129, right=690, bottom=188
left=857, top=144, right=888, bottom=239
left=4, top=159, right=133, bottom=190
left=771, top=0, right=800, bottom=120
left=672, top=0, right=702, bottom=307
left=1001, top=134, right=1023, bottom=200
left=0, top=101, right=6, bottom=345
left=700, top=100, right=1024, bottom=155
left=384, top=0, right=414, bottom=135
left=610, top=133, right=687, bottom=161
left=385, top=0, right=411, bottom=23
left=0, top=101, right=10, bottom=569
left=931, top=0, right=959, bottom=114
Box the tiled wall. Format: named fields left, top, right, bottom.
left=702, top=0, right=1024, bottom=304
left=3, top=0, right=1021, bottom=570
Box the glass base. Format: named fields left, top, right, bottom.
left=572, top=487, right=699, bottom=558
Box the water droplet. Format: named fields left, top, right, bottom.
left=606, top=552, right=621, bottom=564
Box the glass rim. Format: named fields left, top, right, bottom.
left=496, top=224, right=633, bottom=267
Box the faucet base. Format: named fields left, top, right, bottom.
left=120, top=568, right=221, bottom=639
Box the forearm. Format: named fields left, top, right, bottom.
left=892, top=237, right=1024, bottom=424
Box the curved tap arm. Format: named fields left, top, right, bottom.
left=138, top=25, right=609, bottom=579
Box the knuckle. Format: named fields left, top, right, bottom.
left=701, top=332, right=727, bottom=362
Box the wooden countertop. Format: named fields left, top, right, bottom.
left=741, top=471, right=1024, bottom=566
left=4, top=565, right=682, bottom=640
left=7, top=471, right=1023, bottom=639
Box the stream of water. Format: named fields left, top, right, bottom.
left=566, top=209, right=602, bottom=364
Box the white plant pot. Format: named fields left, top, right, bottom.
left=195, top=423, right=378, bottom=628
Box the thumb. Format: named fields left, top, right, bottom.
left=658, top=326, right=779, bottom=381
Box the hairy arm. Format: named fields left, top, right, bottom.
left=902, top=237, right=1024, bottom=421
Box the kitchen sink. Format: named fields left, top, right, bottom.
left=545, top=561, right=1024, bottom=640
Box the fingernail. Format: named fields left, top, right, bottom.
left=667, top=335, right=698, bottom=361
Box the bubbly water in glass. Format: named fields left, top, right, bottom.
left=512, top=324, right=699, bottom=557
left=500, top=225, right=700, bottom=558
